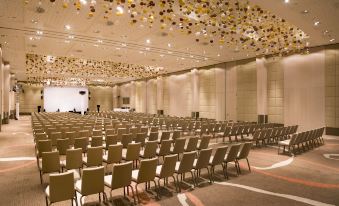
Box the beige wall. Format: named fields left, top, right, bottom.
left=199, top=69, right=216, bottom=119
left=19, top=84, right=43, bottom=114
left=325, top=44, right=339, bottom=128
left=146, top=79, right=157, bottom=114
left=88, top=86, right=113, bottom=111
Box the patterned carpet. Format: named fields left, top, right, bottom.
left=0, top=116, right=338, bottom=206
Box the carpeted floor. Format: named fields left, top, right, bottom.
left=0, top=116, right=338, bottom=206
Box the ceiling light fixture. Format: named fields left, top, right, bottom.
left=64, top=40, right=70, bottom=43
left=116, top=5, right=124, bottom=15
left=167, top=43, right=171, bottom=47
left=79, top=0, right=87, bottom=5
left=36, top=30, right=43, bottom=35
left=97, top=39, right=103, bottom=43
left=64, top=24, right=71, bottom=30
left=217, top=54, right=220, bottom=57
left=314, top=21, right=320, bottom=26
left=330, top=38, right=335, bottom=42
left=284, top=0, right=289, bottom=3
left=302, top=10, right=309, bottom=14
left=146, top=39, right=151, bottom=44
left=68, top=35, right=74, bottom=39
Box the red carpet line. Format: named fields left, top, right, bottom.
left=0, top=160, right=35, bottom=173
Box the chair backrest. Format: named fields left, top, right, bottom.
left=42, top=151, right=60, bottom=173
left=195, top=148, right=212, bottom=169
left=107, top=144, right=123, bottom=164
left=198, top=135, right=211, bottom=150
left=135, top=133, right=147, bottom=147
left=56, top=138, right=69, bottom=155
left=211, top=146, right=228, bottom=165
left=35, top=133, right=48, bottom=142
left=49, top=172, right=75, bottom=203
left=148, top=132, right=159, bottom=141
left=140, top=127, right=148, bottom=134
left=172, top=138, right=186, bottom=154
left=130, top=127, right=139, bottom=140
left=185, top=137, right=199, bottom=152
left=79, top=130, right=90, bottom=138
left=105, top=129, right=115, bottom=136
left=126, top=143, right=141, bottom=161
left=111, top=162, right=133, bottom=189
left=158, top=140, right=172, bottom=156
left=50, top=132, right=62, bottom=146
left=37, top=140, right=52, bottom=158
left=172, top=130, right=181, bottom=141
left=92, top=130, right=102, bottom=137
left=81, top=166, right=105, bottom=195
left=237, top=142, right=252, bottom=159
left=91, top=136, right=103, bottom=147
left=136, top=158, right=158, bottom=183
left=65, top=148, right=83, bottom=170
left=74, top=137, right=89, bottom=153
left=121, top=133, right=133, bottom=148
left=159, top=154, right=177, bottom=178
left=117, top=128, right=127, bottom=141
left=106, top=135, right=118, bottom=148
left=177, top=151, right=196, bottom=173
left=87, top=146, right=103, bottom=167
left=65, top=131, right=76, bottom=145
left=142, top=141, right=158, bottom=158
left=225, top=144, right=241, bottom=162
left=160, top=131, right=171, bottom=142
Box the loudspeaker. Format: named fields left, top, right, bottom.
left=97, top=105, right=100, bottom=113
left=37, top=106, right=42, bottom=113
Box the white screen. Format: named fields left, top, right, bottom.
left=44, top=87, right=88, bottom=112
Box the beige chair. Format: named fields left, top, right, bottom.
left=61, top=148, right=82, bottom=179
left=92, top=129, right=102, bottom=137
left=171, top=130, right=181, bottom=142
left=56, top=138, right=70, bottom=155
left=105, top=134, right=118, bottom=151
left=50, top=132, right=62, bottom=146
left=76, top=166, right=106, bottom=205
left=74, top=137, right=89, bottom=154
left=103, top=144, right=123, bottom=170
left=45, top=171, right=77, bottom=206
left=197, top=135, right=211, bottom=152
left=174, top=151, right=196, bottom=192
left=65, top=131, right=77, bottom=146
left=35, top=133, right=48, bottom=143
left=91, top=136, right=103, bottom=147
left=158, top=131, right=170, bottom=143
left=117, top=128, right=127, bottom=142
left=36, top=140, right=52, bottom=167
left=121, top=133, right=133, bottom=148
left=130, top=127, right=139, bottom=140
left=148, top=132, right=159, bottom=142
left=83, top=146, right=103, bottom=167
left=104, top=161, right=136, bottom=204
left=140, top=141, right=157, bottom=159
left=135, top=132, right=147, bottom=147
left=184, top=137, right=198, bottom=152
left=193, top=148, right=212, bottom=185
left=105, top=129, right=115, bottom=137
left=156, top=154, right=178, bottom=192
left=122, top=143, right=141, bottom=168
left=236, top=142, right=252, bottom=173
left=132, top=158, right=159, bottom=203
left=79, top=130, right=90, bottom=138
left=156, top=140, right=172, bottom=162
left=170, top=138, right=186, bottom=160
left=209, top=146, right=228, bottom=180
left=223, top=144, right=241, bottom=179
left=39, top=151, right=61, bottom=184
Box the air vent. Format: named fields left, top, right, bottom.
left=31, top=44, right=37, bottom=48
left=106, top=20, right=114, bottom=26
left=36, top=7, right=45, bottom=13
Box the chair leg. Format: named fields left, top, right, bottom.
left=206, top=167, right=212, bottom=183
left=135, top=183, right=140, bottom=203
left=128, top=185, right=136, bottom=205
left=74, top=192, right=78, bottom=206
left=45, top=196, right=48, bottom=206
left=190, top=171, right=196, bottom=187
left=39, top=171, right=43, bottom=184
left=152, top=180, right=160, bottom=199
left=246, top=158, right=251, bottom=172
left=224, top=163, right=229, bottom=179
left=172, top=175, right=178, bottom=192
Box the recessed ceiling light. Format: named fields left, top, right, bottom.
left=145, top=47, right=150, bottom=51
left=93, top=44, right=99, bottom=47
left=68, top=35, right=74, bottom=39
left=160, top=54, right=164, bottom=57
left=79, top=0, right=87, bottom=5
left=116, top=5, right=124, bottom=15
left=64, top=40, right=70, bottom=43
left=146, top=39, right=151, bottom=44
left=139, top=51, right=143, bottom=54
left=217, top=54, right=220, bottom=57
left=115, top=47, right=121, bottom=50
left=36, top=30, right=43, bottom=35
left=31, top=19, right=38, bottom=24
left=284, top=0, right=289, bottom=3
left=167, top=43, right=171, bottom=47
left=29, top=36, right=34, bottom=41
left=314, top=21, right=320, bottom=26
left=181, top=57, right=185, bottom=60
left=302, top=10, right=309, bottom=14
left=330, top=38, right=335, bottom=42
left=64, top=24, right=71, bottom=30
left=167, top=51, right=172, bottom=54
left=121, top=43, right=127, bottom=47
left=97, top=39, right=103, bottom=43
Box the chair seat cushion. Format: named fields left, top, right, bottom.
left=45, top=186, right=50, bottom=197
left=131, top=170, right=139, bottom=182
left=278, top=140, right=290, bottom=146
left=104, top=175, right=112, bottom=187
left=75, top=180, right=82, bottom=192
left=156, top=165, right=162, bottom=176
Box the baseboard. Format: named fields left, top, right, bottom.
left=325, top=127, right=339, bottom=136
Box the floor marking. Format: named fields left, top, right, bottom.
left=0, top=157, right=36, bottom=162
left=215, top=182, right=335, bottom=206
left=177, top=193, right=190, bottom=206
left=323, top=137, right=339, bottom=140
left=252, top=155, right=294, bottom=170
left=323, top=154, right=339, bottom=161
left=185, top=192, right=204, bottom=206
left=0, top=160, right=35, bottom=173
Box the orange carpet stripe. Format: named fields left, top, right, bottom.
left=186, top=192, right=205, bottom=206
left=0, top=160, right=35, bottom=173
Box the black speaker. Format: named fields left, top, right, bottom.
left=97, top=105, right=100, bottom=112
left=37, top=106, right=41, bottom=113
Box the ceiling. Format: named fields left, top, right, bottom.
left=0, top=0, right=338, bottom=85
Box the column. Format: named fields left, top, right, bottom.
left=225, top=62, right=237, bottom=121
left=215, top=68, right=226, bottom=121
left=112, top=85, right=120, bottom=109
left=0, top=47, right=3, bottom=130
left=156, top=76, right=164, bottom=115
left=130, top=81, right=136, bottom=111
left=3, top=64, right=10, bottom=124
left=191, top=69, right=200, bottom=118
left=256, top=58, right=268, bottom=123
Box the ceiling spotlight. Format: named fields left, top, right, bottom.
left=330, top=39, right=335, bottom=42
left=121, top=43, right=127, bottom=47
left=36, top=30, right=43, bottom=35
left=97, top=39, right=103, bottom=43
left=139, top=51, right=144, bottom=54
left=284, top=0, right=289, bottom=3
left=115, top=47, right=121, bottom=50
left=68, top=35, right=74, bottom=39
left=217, top=54, right=220, bottom=57
left=79, top=0, right=87, bottom=5
left=160, top=54, right=164, bottom=57
left=167, top=51, right=172, bottom=54
left=314, top=21, right=320, bottom=26
left=302, top=10, right=309, bottom=14
left=167, top=43, right=171, bottom=47
left=93, top=44, right=99, bottom=47
left=146, top=39, right=151, bottom=44
left=116, top=5, right=124, bottom=15
left=29, top=36, right=34, bottom=41
left=145, top=47, right=150, bottom=51
left=64, top=24, right=71, bottom=30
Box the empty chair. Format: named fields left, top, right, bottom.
left=158, top=131, right=171, bottom=143
left=223, top=144, right=241, bottom=179
left=45, top=171, right=77, bottom=206
left=148, top=132, right=159, bottom=141
left=104, top=161, right=136, bottom=204
left=105, top=129, right=115, bottom=137
left=61, top=148, right=83, bottom=178
left=39, top=151, right=61, bottom=184
left=65, top=131, right=77, bottom=146
left=103, top=144, right=123, bottom=170
left=171, top=130, right=181, bottom=142
left=92, top=129, right=102, bottom=137
left=278, top=133, right=297, bottom=155
left=131, top=158, right=158, bottom=203
left=193, top=148, right=213, bottom=185
left=170, top=138, right=186, bottom=160
left=184, top=137, right=199, bottom=152
left=76, top=166, right=106, bottom=205
left=122, top=143, right=141, bottom=168
left=79, top=130, right=90, bottom=138
left=91, top=136, right=103, bottom=147
left=49, top=132, right=62, bottom=146
left=174, top=151, right=196, bottom=192
left=36, top=140, right=52, bottom=167
left=209, top=146, right=228, bottom=181
left=105, top=134, right=118, bottom=151
left=35, top=133, right=48, bottom=143
left=117, top=128, right=127, bottom=142
left=140, top=141, right=158, bottom=159
left=83, top=146, right=103, bottom=167
left=121, top=133, right=133, bottom=148
left=56, top=138, right=70, bottom=155
left=74, top=137, right=89, bottom=154
left=156, top=140, right=172, bottom=162
left=156, top=154, right=178, bottom=191
left=197, top=135, right=211, bottom=152
left=135, top=133, right=147, bottom=147
left=130, top=127, right=139, bottom=140
left=236, top=142, right=252, bottom=174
